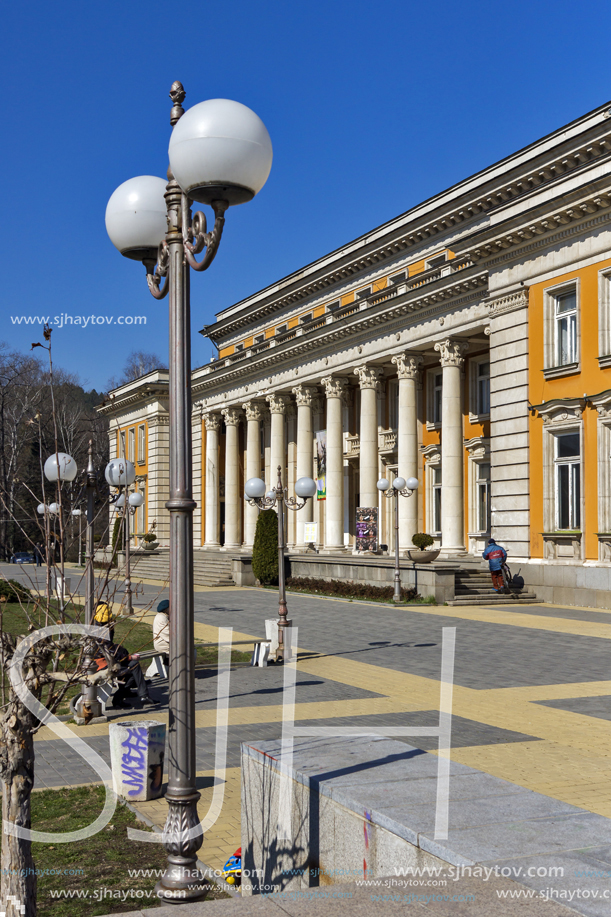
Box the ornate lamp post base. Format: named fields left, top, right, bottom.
left=154, top=791, right=209, bottom=902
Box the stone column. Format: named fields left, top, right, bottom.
left=221, top=407, right=242, bottom=549
left=392, top=353, right=423, bottom=549
left=204, top=413, right=221, bottom=547
left=286, top=403, right=297, bottom=549
left=292, top=385, right=316, bottom=549
left=321, top=377, right=348, bottom=551
left=266, top=393, right=289, bottom=490
left=242, top=400, right=264, bottom=548
left=354, top=366, right=383, bottom=508
left=434, top=339, right=469, bottom=554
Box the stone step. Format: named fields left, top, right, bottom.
left=447, top=593, right=538, bottom=605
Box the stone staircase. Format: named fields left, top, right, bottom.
left=130, top=550, right=235, bottom=587
left=447, top=568, right=537, bottom=606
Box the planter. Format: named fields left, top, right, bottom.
left=142, top=541, right=159, bottom=551
left=407, top=548, right=440, bottom=563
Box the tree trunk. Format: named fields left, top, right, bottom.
left=1, top=723, right=36, bottom=916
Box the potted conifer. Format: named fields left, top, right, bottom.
left=407, top=532, right=440, bottom=563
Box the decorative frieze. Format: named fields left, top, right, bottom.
left=242, top=400, right=265, bottom=422
left=391, top=352, right=423, bottom=380
left=533, top=398, right=585, bottom=425
left=486, top=289, right=529, bottom=316
left=221, top=407, right=242, bottom=426
left=321, top=376, right=349, bottom=399
left=265, top=393, right=290, bottom=414
left=204, top=412, right=221, bottom=432
left=292, top=384, right=317, bottom=407
left=353, top=365, right=383, bottom=391
left=434, top=339, right=469, bottom=368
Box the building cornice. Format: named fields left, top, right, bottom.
left=204, top=111, right=611, bottom=341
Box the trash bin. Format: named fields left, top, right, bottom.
left=109, top=719, right=166, bottom=801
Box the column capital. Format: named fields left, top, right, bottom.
left=391, top=352, right=424, bottom=380
left=354, top=365, right=384, bottom=390
left=321, top=376, right=349, bottom=399
left=434, top=339, right=469, bottom=368
left=221, top=407, right=242, bottom=426
left=292, top=384, right=317, bottom=407
left=266, top=392, right=290, bottom=414
left=242, top=400, right=265, bottom=422
left=204, top=412, right=221, bottom=432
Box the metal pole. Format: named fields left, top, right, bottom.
left=123, top=500, right=132, bottom=616
left=155, top=92, right=207, bottom=901
left=276, top=465, right=289, bottom=661
left=82, top=442, right=104, bottom=718
left=393, top=487, right=401, bottom=603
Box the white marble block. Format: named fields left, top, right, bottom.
left=109, top=719, right=166, bottom=801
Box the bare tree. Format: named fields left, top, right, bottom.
left=106, top=350, right=167, bottom=391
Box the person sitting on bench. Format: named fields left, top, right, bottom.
left=153, top=599, right=170, bottom=669
left=94, top=638, right=155, bottom=708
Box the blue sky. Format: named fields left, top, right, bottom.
left=2, top=0, right=611, bottom=392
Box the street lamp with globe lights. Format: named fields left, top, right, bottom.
left=376, top=476, right=419, bottom=603
left=245, top=468, right=317, bottom=661
left=105, top=81, right=272, bottom=902
left=111, top=484, right=144, bottom=617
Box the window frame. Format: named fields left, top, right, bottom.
left=469, top=357, right=490, bottom=421
left=137, top=424, right=146, bottom=465
left=426, top=370, right=443, bottom=430
left=543, top=279, right=581, bottom=378
left=598, top=268, right=611, bottom=367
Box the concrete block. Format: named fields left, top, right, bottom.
left=489, top=338, right=529, bottom=361
left=488, top=384, right=529, bottom=407
left=109, top=720, right=165, bottom=801
left=573, top=588, right=596, bottom=609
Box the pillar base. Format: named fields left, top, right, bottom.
left=202, top=542, right=221, bottom=550
left=320, top=546, right=347, bottom=555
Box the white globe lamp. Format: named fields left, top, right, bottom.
left=168, top=99, right=273, bottom=206
left=377, top=478, right=390, bottom=492
left=294, top=477, right=317, bottom=498
left=129, top=492, right=145, bottom=508
left=244, top=477, right=266, bottom=499
left=105, top=459, right=136, bottom=487
left=105, top=176, right=168, bottom=261
left=44, top=453, right=77, bottom=483
left=406, top=477, right=419, bottom=491
left=393, top=477, right=406, bottom=492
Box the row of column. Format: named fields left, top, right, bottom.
left=202, top=340, right=468, bottom=554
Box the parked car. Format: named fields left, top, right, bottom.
left=11, top=552, right=34, bottom=564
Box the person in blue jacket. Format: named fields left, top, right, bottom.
left=482, top=538, right=507, bottom=592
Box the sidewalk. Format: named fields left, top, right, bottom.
left=6, top=561, right=611, bottom=911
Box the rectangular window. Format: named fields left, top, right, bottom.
left=137, top=425, right=146, bottom=464
left=477, top=362, right=490, bottom=415
left=235, top=343, right=244, bottom=352
left=555, top=290, right=577, bottom=366
left=426, top=253, right=447, bottom=270
left=433, top=467, right=442, bottom=533
left=388, top=380, right=399, bottom=429
left=128, top=428, right=135, bottom=463
left=136, top=484, right=145, bottom=535
left=433, top=373, right=443, bottom=424
left=327, top=300, right=340, bottom=313
left=254, top=334, right=265, bottom=344
left=477, top=463, right=491, bottom=532
left=555, top=433, right=580, bottom=529
left=119, top=430, right=126, bottom=458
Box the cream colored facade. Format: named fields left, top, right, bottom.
left=100, top=99, right=611, bottom=605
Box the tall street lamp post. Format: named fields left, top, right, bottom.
left=245, top=467, right=316, bottom=661
left=376, top=475, right=419, bottom=603
left=112, top=486, right=144, bottom=617
left=105, top=82, right=273, bottom=901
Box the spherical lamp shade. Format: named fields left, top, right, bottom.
left=393, top=477, right=406, bottom=491
left=244, top=477, right=266, bottom=499
left=295, top=477, right=317, bottom=498
left=37, top=503, right=48, bottom=515
left=105, top=176, right=167, bottom=261
left=44, top=453, right=77, bottom=483
left=406, top=477, right=419, bottom=491
left=115, top=494, right=126, bottom=509
left=71, top=509, right=82, bottom=516
left=129, top=492, right=145, bottom=507
left=105, top=459, right=136, bottom=487
left=266, top=490, right=277, bottom=501
left=377, top=478, right=390, bottom=492
left=49, top=503, right=60, bottom=514
left=168, top=99, right=273, bottom=206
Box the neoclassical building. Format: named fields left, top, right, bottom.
left=100, top=98, right=611, bottom=606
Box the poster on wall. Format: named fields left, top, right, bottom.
left=316, top=430, right=326, bottom=500
left=355, top=507, right=378, bottom=553
left=304, top=522, right=318, bottom=544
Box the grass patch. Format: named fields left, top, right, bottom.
left=29, top=785, right=229, bottom=915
